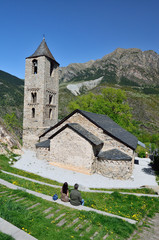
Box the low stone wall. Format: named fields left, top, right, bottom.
left=36, top=147, right=50, bottom=160
left=95, top=159, right=133, bottom=180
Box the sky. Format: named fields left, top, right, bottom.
left=0, top=0, right=159, bottom=79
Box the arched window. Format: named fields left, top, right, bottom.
left=50, top=62, right=54, bottom=76
left=49, top=95, right=53, bottom=104
left=32, top=108, right=35, bottom=118
left=32, top=59, right=38, bottom=74
left=49, top=109, right=52, bottom=119
left=31, top=92, right=37, bottom=103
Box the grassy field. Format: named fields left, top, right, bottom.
left=0, top=185, right=136, bottom=240
left=0, top=232, right=14, bottom=240
left=0, top=171, right=158, bottom=222
left=1, top=154, right=159, bottom=239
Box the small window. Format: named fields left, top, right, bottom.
left=49, top=95, right=53, bottom=104
left=31, top=92, right=37, bottom=103
left=49, top=109, right=52, bottom=119
left=50, top=62, right=54, bottom=76
left=32, top=59, right=38, bottom=74
left=32, top=108, right=35, bottom=118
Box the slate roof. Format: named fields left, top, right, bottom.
left=39, top=109, right=138, bottom=150
left=49, top=123, right=104, bottom=147
left=36, top=139, right=50, bottom=148
left=97, top=149, right=132, bottom=161
left=27, top=38, right=59, bottom=65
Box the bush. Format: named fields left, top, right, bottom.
left=138, top=150, right=146, bottom=158
left=136, top=146, right=146, bottom=158
left=153, top=153, right=159, bottom=171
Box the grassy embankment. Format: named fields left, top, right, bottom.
left=0, top=155, right=159, bottom=222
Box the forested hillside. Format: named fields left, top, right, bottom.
left=0, top=70, right=24, bottom=139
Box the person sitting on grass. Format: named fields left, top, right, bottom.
left=70, top=183, right=84, bottom=206
left=61, top=182, right=69, bottom=202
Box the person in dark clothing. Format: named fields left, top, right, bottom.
left=70, top=183, right=84, bottom=206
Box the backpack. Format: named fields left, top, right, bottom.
left=53, top=194, right=58, bottom=201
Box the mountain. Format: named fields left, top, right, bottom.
left=0, top=70, right=24, bottom=106
left=0, top=47, right=159, bottom=144
left=0, top=70, right=24, bottom=142
left=57, top=48, right=159, bottom=135
left=57, top=48, right=159, bottom=87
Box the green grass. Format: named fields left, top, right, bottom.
left=0, top=185, right=136, bottom=240
left=0, top=232, right=14, bottom=240
left=90, top=187, right=156, bottom=195
left=1, top=171, right=159, bottom=222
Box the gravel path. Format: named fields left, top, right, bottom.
left=13, top=149, right=158, bottom=189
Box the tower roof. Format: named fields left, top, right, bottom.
left=26, top=38, right=59, bottom=65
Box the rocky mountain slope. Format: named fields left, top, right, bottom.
left=0, top=117, right=21, bottom=154
left=57, top=48, right=159, bottom=87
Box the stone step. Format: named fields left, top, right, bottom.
left=103, top=233, right=109, bottom=239
left=43, top=207, right=53, bottom=213
left=7, top=194, right=17, bottom=197
left=67, top=218, right=79, bottom=228
left=55, top=213, right=66, bottom=221
left=15, top=197, right=26, bottom=202
left=74, top=223, right=83, bottom=232
left=90, top=231, right=98, bottom=239
left=74, top=220, right=88, bottom=232
left=55, top=209, right=60, bottom=213
left=45, top=213, right=54, bottom=219
left=86, top=225, right=92, bottom=232
left=56, top=218, right=67, bottom=227
left=80, top=233, right=84, bottom=237
left=0, top=191, right=8, bottom=194
left=11, top=196, right=20, bottom=200
left=27, top=203, right=41, bottom=210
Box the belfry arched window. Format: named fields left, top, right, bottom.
left=50, top=62, right=54, bottom=76
left=49, top=95, right=53, bottom=104
left=49, top=109, right=52, bottom=119
left=32, top=59, right=38, bottom=74
left=31, top=92, right=37, bottom=103
left=32, top=108, right=35, bottom=118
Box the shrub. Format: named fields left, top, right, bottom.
left=138, top=150, right=146, bottom=158
left=153, top=152, right=159, bottom=171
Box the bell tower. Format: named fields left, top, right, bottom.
left=23, top=38, right=59, bottom=149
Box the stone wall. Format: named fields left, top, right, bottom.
left=23, top=127, right=48, bottom=150
left=94, top=158, right=133, bottom=180
left=36, top=147, right=50, bottom=160
left=50, top=127, right=95, bottom=174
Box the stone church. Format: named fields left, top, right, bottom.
left=23, top=39, right=140, bottom=180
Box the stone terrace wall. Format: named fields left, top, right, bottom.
left=36, top=147, right=50, bottom=160
left=95, top=159, right=133, bottom=180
